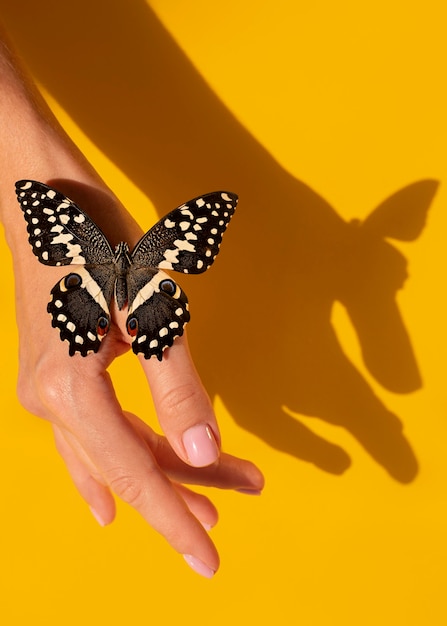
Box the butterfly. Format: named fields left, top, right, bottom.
left=16, top=180, right=237, bottom=360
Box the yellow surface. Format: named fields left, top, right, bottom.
left=0, top=1, right=446, bottom=623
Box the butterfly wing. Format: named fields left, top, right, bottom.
left=125, top=191, right=237, bottom=359
left=126, top=268, right=190, bottom=361
left=16, top=180, right=116, bottom=355
left=16, top=183, right=237, bottom=360
left=131, top=191, right=238, bottom=273
left=47, top=267, right=115, bottom=356
left=15, top=180, right=113, bottom=265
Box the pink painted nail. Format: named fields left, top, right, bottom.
left=236, top=488, right=263, bottom=496
left=182, top=423, right=219, bottom=467
left=89, top=506, right=107, bottom=527
left=183, top=555, right=215, bottom=579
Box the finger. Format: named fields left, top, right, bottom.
left=139, top=334, right=221, bottom=468
left=52, top=423, right=116, bottom=526
left=51, top=367, right=219, bottom=575
left=56, top=415, right=220, bottom=529
left=173, top=483, right=219, bottom=530
left=125, top=411, right=265, bottom=492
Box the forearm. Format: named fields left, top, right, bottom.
left=0, top=24, right=141, bottom=252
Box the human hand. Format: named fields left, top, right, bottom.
left=0, top=26, right=263, bottom=577
left=13, top=228, right=263, bottom=578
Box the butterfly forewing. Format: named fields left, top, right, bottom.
left=131, top=191, right=238, bottom=274
left=15, top=180, right=113, bottom=266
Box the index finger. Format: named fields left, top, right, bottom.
left=139, top=334, right=222, bottom=468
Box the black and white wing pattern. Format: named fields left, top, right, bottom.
left=47, top=267, right=115, bottom=356
left=127, top=191, right=237, bottom=359
left=16, top=180, right=113, bottom=266
left=16, top=181, right=238, bottom=360
left=125, top=267, right=191, bottom=360
left=16, top=180, right=115, bottom=355
left=131, top=191, right=238, bottom=273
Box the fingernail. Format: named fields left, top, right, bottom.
left=89, top=506, right=107, bottom=527
left=182, top=423, right=219, bottom=467
left=236, top=488, right=263, bottom=496
left=183, top=555, right=215, bottom=579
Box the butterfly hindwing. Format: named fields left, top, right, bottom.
left=126, top=268, right=190, bottom=360
left=15, top=180, right=113, bottom=266
left=131, top=191, right=238, bottom=274
left=47, top=267, right=115, bottom=356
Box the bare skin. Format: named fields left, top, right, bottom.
left=0, top=25, right=264, bottom=578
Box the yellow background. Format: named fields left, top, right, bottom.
left=1, top=1, right=446, bottom=623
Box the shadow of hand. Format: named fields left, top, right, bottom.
left=3, top=0, right=438, bottom=483
left=187, top=178, right=438, bottom=483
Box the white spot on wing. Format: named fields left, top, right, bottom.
left=50, top=230, right=83, bottom=262
left=174, top=239, right=195, bottom=252
left=180, top=209, right=194, bottom=219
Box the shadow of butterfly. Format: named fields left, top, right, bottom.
left=16, top=180, right=237, bottom=360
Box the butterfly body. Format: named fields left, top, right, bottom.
left=113, top=241, right=133, bottom=310
left=16, top=180, right=237, bottom=360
